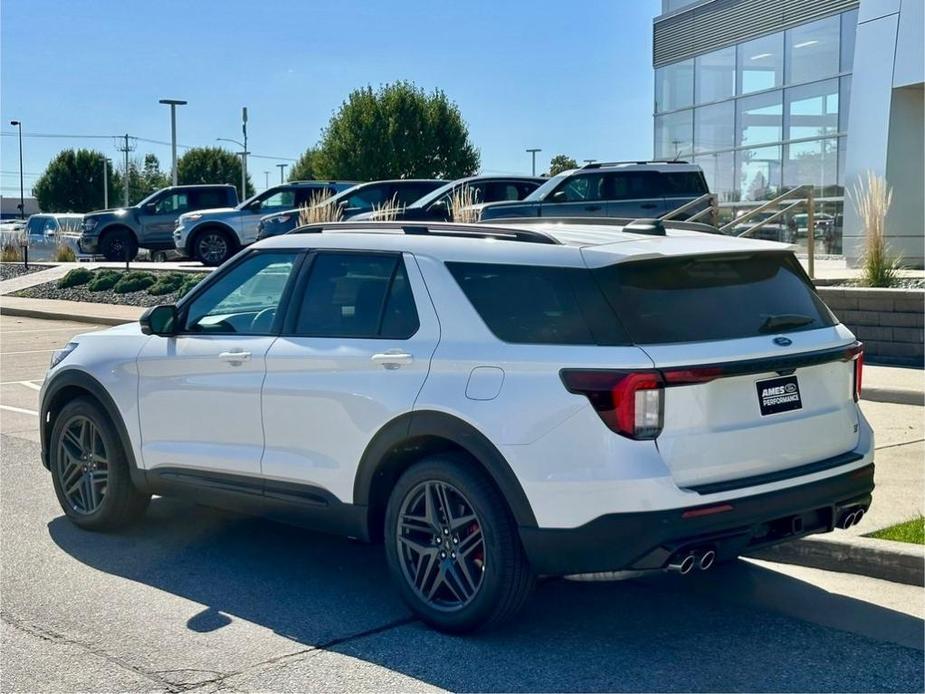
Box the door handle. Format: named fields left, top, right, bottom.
left=371, top=351, right=413, bottom=369
left=219, top=350, right=251, bottom=365
left=584, top=205, right=602, bottom=212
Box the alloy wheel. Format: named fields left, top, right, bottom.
left=198, top=233, right=228, bottom=265
left=56, top=415, right=109, bottom=515
left=396, top=480, right=486, bottom=611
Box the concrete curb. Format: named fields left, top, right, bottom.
left=747, top=534, right=924, bottom=586
left=0, top=304, right=134, bottom=326
left=861, top=386, right=925, bottom=407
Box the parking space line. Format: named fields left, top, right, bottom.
left=0, top=405, right=38, bottom=416
left=0, top=379, right=43, bottom=385
left=0, top=349, right=57, bottom=355
left=17, top=381, right=41, bottom=392
left=0, top=327, right=103, bottom=333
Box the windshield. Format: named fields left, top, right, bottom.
left=523, top=172, right=571, bottom=202
left=407, top=179, right=469, bottom=209
left=134, top=189, right=164, bottom=208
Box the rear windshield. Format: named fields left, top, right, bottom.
left=593, top=252, right=836, bottom=344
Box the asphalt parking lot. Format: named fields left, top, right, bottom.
left=1, top=315, right=923, bottom=693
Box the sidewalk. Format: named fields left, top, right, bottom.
left=0, top=261, right=208, bottom=296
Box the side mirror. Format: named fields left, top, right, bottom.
left=428, top=200, right=448, bottom=216
left=140, top=304, right=178, bottom=336
left=551, top=191, right=568, bottom=203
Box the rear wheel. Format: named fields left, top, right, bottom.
left=99, top=229, right=138, bottom=262
left=50, top=398, right=150, bottom=531
left=194, top=228, right=235, bottom=266
left=384, top=454, right=535, bottom=632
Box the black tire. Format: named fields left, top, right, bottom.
left=384, top=454, right=535, bottom=633
left=194, top=228, right=236, bottom=267
left=99, top=229, right=138, bottom=262
left=50, top=397, right=150, bottom=531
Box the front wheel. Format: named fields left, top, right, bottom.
left=50, top=398, right=150, bottom=531
left=194, top=229, right=235, bottom=266
left=99, top=229, right=138, bottom=262
left=384, top=454, right=535, bottom=632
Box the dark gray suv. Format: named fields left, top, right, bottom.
left=479, top=162, right=714, bottom=223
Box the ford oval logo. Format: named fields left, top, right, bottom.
left=773, top=336, right=793, bottom=346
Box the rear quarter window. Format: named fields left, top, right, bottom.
left=446, top=262, right=627, bottom=345
left=661, top=171, right=708, bottom=196
left=593, top=252, right=837, bottom=344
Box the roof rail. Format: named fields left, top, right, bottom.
left=290, top=220, right=560, bottom=245
left=579, top=159, right=690, bottom=169
left=485, top=216, right=717, bottom=234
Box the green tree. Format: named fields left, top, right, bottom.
left=114, top=153, right=171, bottom=205
left=177, top=147, right=254, bottom=199
left=314, top=81, right=479, bottom=179
left=547, top=154, right=578, bottom=177
left=288, top=147, right=322, bottom=181
left=33, top=149, right=118, bottom=212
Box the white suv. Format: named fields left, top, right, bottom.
left=40, top=219, right=873, bottom=632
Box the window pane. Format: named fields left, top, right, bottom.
left=694, top=151, right=737, bottom=202
left=694, top=100, right=735, bottom=153
left=344, top=186, right=387, bottom=208
left=737, top=33, right=783, bottom=94
left=737, top=91, right=783, bottom=146
left=840, top=9, right=858, bottom=72
left=184, top=252, right=296, bottom=334
left=786, top=79, right=839, bottom=140
left=261, top=190, right=296, bottom=209
left=654, top=109, right=693, bottom=159
left=296, top=253, right=400, bottom=337
left=837, top=135, right=847, bottom=188
left=655, top=59, right=693, bottom=112
left=695, top=46, right=736, bottom=104
left=737, top=145, right=782, bottom=201
left=839, top=75, right=852, bottom=132
left=786, top=15, right=840, bottom=85
left=660, top=171, right=709, bottom=196
left=553, top=173, right=606, bottom=202
left=446, top=263, right=627, bottom=345
left=605, top=172, right=662, bottom=200
left=784, top=138, right=839, bottom=196
left=379, top=261, right=420, bottom=339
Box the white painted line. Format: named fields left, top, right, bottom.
left=0, top=404, right=38, bottom=416
left=18, top=381, right=41, bottom=391
left=0, top=327, right=103, bottom=333
left=0, top=349, right=56, bottom=355
left=0, top=379, right=43, bottom=385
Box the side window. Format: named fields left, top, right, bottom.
left=661, top=171, right=709, bottom=196
left=343, top=185, right=388, bottom=209
left=552, top=174, right=605, bottom=202
left=294, top=187, right=333, bottom=207
left=603, top=172, right=662, bottom=200
left=294, top=253, right=419, bottom=339
left=190, top=189, right=229, bottom=210
left=517, top=182, right=539, bottom=198
left=485, top=182, right=522, bottom=202
left=154, top=193, right=190, bottom=215
left=260, top=190, right=297, bottom=210
left=42, top=218, right=59, bottom=234
left=183, top=252, right=297, bottom=334
left=394, top=184, right=435, bottom=205
left=26, top=217, right=44, bottom=235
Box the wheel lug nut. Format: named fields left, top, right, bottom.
left=443, top=528, right=449, bottom=535
left=453, top=537, right=459, bottom=544
left=451, top=553, right=456, bottom=559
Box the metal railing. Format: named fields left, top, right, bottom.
left=661, top=193, right=718, bottom=224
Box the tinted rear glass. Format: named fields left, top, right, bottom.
left=593, top=252, right=836, bottom=344
left=661, top=171, right=708, bottom=196
left=446, top=262, right=627, bottom=345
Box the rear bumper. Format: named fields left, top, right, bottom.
left=519, top=462, right=874, bottom=576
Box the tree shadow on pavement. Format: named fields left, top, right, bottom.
left=48, top=497, right=924, bottom=693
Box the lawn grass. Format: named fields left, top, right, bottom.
left=868, top=517, right=925, bottom=545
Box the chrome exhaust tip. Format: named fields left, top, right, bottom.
left=852, top=508, right=865, bottom=527
left=839, top=511, right=857, bottom=529
left=667, top=554, right=696, bottom=575
left=699, top=549, right=716, bottom=571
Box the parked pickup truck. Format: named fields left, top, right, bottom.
left=79, top=185, right=238, bottom=261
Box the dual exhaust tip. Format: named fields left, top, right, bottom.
left=839, top=507, right=865, bottom=529
left=667, top=548, right=715, bottom=575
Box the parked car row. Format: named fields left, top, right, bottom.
left=1, top=213, right=83, bottom=261
left=67, top=161, right=715, bottom=267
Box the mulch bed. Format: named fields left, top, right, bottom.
left=0, top=263, right=52, bottom=281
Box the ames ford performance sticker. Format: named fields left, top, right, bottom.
left=756, top=375, right=803, bottom=415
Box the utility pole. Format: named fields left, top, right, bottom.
left=158, top=99, right=187, bottom=185
left=115, top=134, right=136, bottom=206
left=9, top=121, right=23, bottom=218
left=103, top=158, right=109, bottom=209
left=526, top=148, right=541, bottom=177
left=242, top=107, right=248, bottom=197
left=276, top=163, right=287, bottom=183
left=238, top=152, right=250, bottom=199
left=264, top=171, right=270, bottom=189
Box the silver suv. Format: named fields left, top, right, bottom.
left=480, top=161, right=714, bottom=223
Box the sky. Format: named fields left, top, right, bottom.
left=0, top=0, right=660, bottom=198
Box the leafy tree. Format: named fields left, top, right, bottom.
left=288, top=147, right=322, bottom=181
left=177, top=146, right=254, bottom=199
left=115, top=153, right=171, bottom=205
left=33, top=149, right=118, bottom=212
left=548, top=154, right=578, bottom=177
left=314, top=81, right=479, bottom=180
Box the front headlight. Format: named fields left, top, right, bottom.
left=82, top=219, right=98, bottom=232
left=50, top=342, right=78, bottom=369
left=273, top=215, right=291, bottom=224
left=185, top=213, right=203, bottom=222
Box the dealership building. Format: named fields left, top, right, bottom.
left=652, top=0, right=923, bottom=267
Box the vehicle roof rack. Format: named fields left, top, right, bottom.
left=485, top=216, right=715, bottom=235
left=579, top=159, right=689, bottom=169
left=291, top=221, right=560, bottom=245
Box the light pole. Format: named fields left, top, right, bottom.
left=9, top=121, right=24, bottom=218
left=103, top=157, right=111, bottom=208
left=241, top=107, right=248, bottom=198
left=264, top=171, right=270, bottom=189
left=216, top=138, right=249, bottom=199
left=276, top=163, right=287, bottom=183
left=158, top=99, right=187, bottom=185
left=583, top=159, right=596, bottom=165
left=526, top=148, right=541, bottom=177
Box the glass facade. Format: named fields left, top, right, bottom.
left=655, top=7, right=859, bottom=253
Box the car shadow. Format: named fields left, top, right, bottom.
left=48, top=497, right=924, bottom=692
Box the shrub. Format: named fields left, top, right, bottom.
left=58, top=267, right=93, bottom=288
left=368, top=193, right=404, bottom=221
left=113, top=271, right=156, bottom=294
left=86, top=270, right=121, bottom=292
left=449, top=184, right=481, bottom=223
left=1, top=242, right=22, bottom=262
left=852, top=171, right=901, bottom=288
left=54, top=241, right=77, bottom=262
left=147, top=272, right=187, bottom=296
left=177, top=273, right=203, bottom=297
left=298, top=189, right=342, bottom=226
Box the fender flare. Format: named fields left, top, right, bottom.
left=40, top=369, right=146, bottom=488
left=97, top=223, right=138, bottom=244
left=353, top=410, right=537, bottom=528
left=186, top=221, right=240, bottom=256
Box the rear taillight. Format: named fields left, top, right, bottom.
left=853, top=347, right=864, bottom=401
left=561, top=370, right=664, bottom=440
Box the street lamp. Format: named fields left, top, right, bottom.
left=216, top=138, right=249, bottom=199
left=525, top=148, right=541, bottom=177
left=264, top=171, right=270, bottom=189
left=276, top=163, right=287, bottom=183
left=9, top=120, right=24, bottom=219
left=158, top=99, right=187, bottom=185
